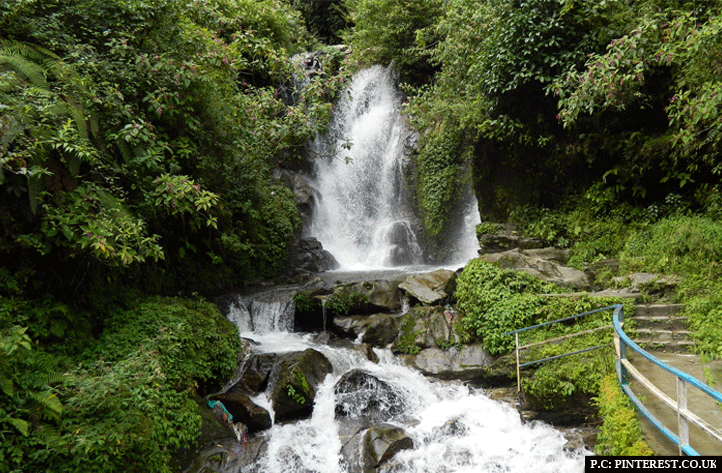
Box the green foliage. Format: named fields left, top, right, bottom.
left=475, top=222, right=501, bottom=239
left=59, top=348, right=202, bottom=473
left=681, top=277, right=722, bottom=360
left=286, top=0, right=349, bottom=44
left=509, top=198, right=641, bottom=268
left=620, top=214, right=722, bottom=277
left=0, top=296, right=242, bottom=473
left=344, top=0, right=443, bottom=85
left=90, top=297, right=241, bottom=392
left=553, top=2, right=722, bottom=197
left=0, top=0, right=342, bottom=294
left=456, top=258, right=560, bottom=354
left=412, top=123, right=470, bottom=245
left=325, top=288, right=369, bottom=316
left=519, top=297, right=635, bottom=410
left=393, top=310, right=422, bottom=355
left=594, top=374, right=654, bottom=456
left=286, top=384, right=306, bottom=405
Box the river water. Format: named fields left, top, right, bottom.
left=224, top=329, right=588, bottom=473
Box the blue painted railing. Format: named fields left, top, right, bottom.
left=506, top=303, right=722, bottom=455
left=612, top=304, right=722, bottom=456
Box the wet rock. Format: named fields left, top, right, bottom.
left=362, top=423, right=414, bottom=472
left=289, top=236, right=339, bottom=273
left=391, top=306, right=463, bottom=353
left=478, top=233, right=546, bottom=254
left=480, top=248, right=590, bottom=290
left=333, top=313, right=402, bottom=345
left=268, top=348, right=333, bottom=422
left=398, top=269, right=457, bottom=305
left=208, top=353, right=278, bottom=432
left=237, top=352, right=278, bottom=392
left=332, top=278, right=406, bottom=313
left=404, top=344, right=493, bottom=381
left=334, top=369, right=406, bottom=423
left=182, top=436, right=269, bottom=473
left=361, top=314, right=401, bottom=347
left=208, top=390, right=272, bottom=433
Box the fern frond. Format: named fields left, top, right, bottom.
left=31, top=390, right=64, bottom=418
left=7, top=416, right=30, bottom=436
left=0, top=53, right=48, bottom=89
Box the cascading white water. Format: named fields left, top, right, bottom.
left=238, top=332, right=588, bottom=473
left=227, top=294, right=295, bottom=334
left=308, top=66, right=425, bottom=269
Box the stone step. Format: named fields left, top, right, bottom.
left=634, top=303, right=684, bottom=317
left=630, top=315, right=690, bottom=332
left=629, top=303, right=693, bottom=353
left=634, top=328, right=693, bottom=342
left=632, top=339, right=696, bottom=353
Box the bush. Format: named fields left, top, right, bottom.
left=0, top=296, right=242, bottom=473
left=89, top=297, right=241, bottom=394
left=456, top=258, right=559, bottom=354
left=594, top=374, right=654, bottom=456
left=621, top=215, right=722, bottom=278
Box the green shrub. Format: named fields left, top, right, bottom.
left=89, top=297, right=241, bottom=393
left=620, top=215, right=722, bottom=278
left=456, top=258, right=560, bottom=354
left=0, top=296, right=242, bottom=473
left=594, top=374, right=654, bottom=456
left=325, top=289, right=369, bottom=316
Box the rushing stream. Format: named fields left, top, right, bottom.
left=187, top=66, right=588, bottom=472
left=205, top=307, right=589, bottom=473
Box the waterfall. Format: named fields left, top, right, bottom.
left=307, top=66, right=430, bottom=269
left=227, top=293, right=295, bottom=334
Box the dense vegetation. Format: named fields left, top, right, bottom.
left=1, top=0, right=349, bottom=470
left=3, top=0, right=722, bottom=468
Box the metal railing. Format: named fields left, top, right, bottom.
left=612, top=304, right=722, bottom=456
left=506, top=303, right=722, bottom=456
left=503, top=305, right=615, bottom=393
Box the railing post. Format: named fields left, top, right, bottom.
left=614, top=305, right=628, bottom=387
left=515, top=332, right=521, bottom=394
left=677, top=377, right=689, bottom=455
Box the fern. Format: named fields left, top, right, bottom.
left=31, top=391, right=63, bottom=421
left=0, top=41, right=49, bottom=88
left=7, top=416, right=30, bottom=436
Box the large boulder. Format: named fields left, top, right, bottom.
left=478, top=233, right=546, bottom=254
left=480, top=248, right=590, bottom=290
left=289, top=236, right=339, bottom=273
left=398, top=269, right=457, bottom=305
left=393, top=306, right=462, bottom=352
left=331, top=278, right=406, bottom=314
left=333, top=313, right=402, bottom=346
left=334, top=370, right=406, bottom=423
left=208, top=352, right=279, bottom=432
left=208, top=389, right=272, bottom=433
left=267, top=349, right=333, bottom=421
left=403, top=344, right=494, bottom=381
left=361, top=314, right=402, bottom=347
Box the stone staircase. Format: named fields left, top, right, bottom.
left=628, top=304, right=695, bottom=353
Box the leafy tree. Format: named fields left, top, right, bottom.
left=344, top=0, right=443, bottom=86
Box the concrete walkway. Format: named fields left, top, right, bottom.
left=628, top=350, right=722, bottom=455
